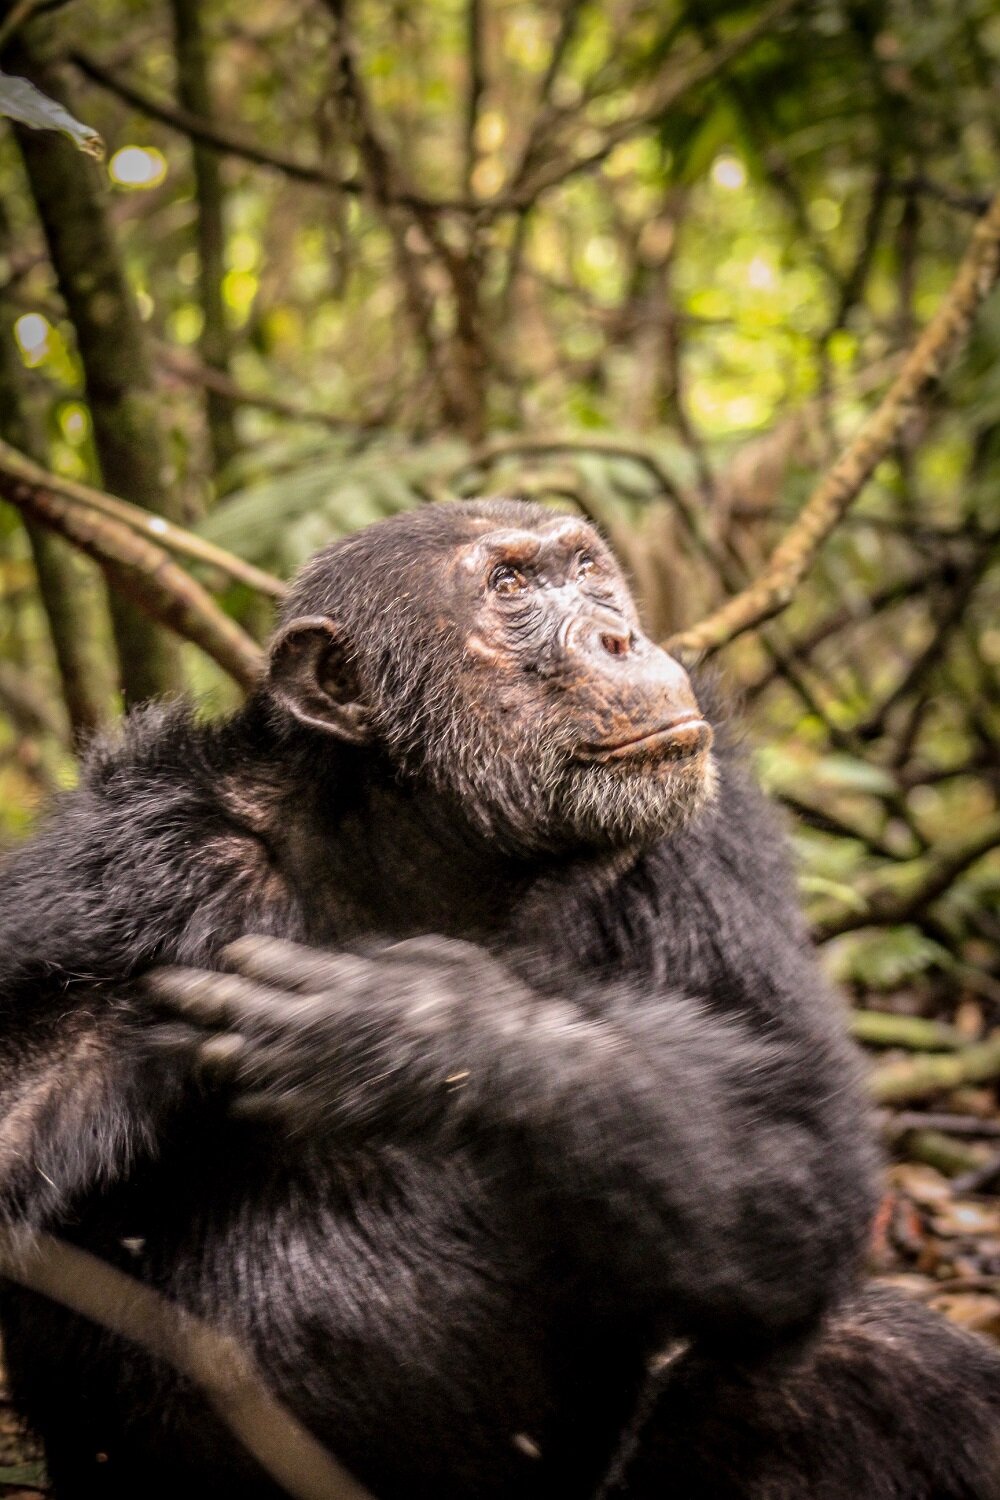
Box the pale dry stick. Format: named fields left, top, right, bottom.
left=0, top=1231, right=374, bottom=1500
left=668, top=188, right=1000, bottom=661
left=0, top=437, right=286, bottom=599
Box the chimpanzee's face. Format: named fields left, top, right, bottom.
left=268, top=504, right=716, bottom=856
left=437, top=513, right=716, bottom=852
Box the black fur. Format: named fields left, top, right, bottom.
left=0, top=500, right=997, bottom=1499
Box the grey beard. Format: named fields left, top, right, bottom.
left=545, top=752, right=719, bottom=851
left=435, top=731, right=719, bottom=857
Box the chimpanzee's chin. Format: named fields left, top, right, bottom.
left=550, top=752, right=718, bottom=852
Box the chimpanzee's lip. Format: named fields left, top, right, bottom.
left=576, top=717, right=713, bottom=765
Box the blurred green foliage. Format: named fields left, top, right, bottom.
left=0, top=0, right=998, bottom=1013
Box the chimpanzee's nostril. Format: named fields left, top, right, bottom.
left=601, top=632, right=630, bottom=657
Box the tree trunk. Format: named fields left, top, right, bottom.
left=0, top=211, right=113, bottom=741
left=169, top=0, right=238, bottom=483
left=11, top=32, right=184, bottom=705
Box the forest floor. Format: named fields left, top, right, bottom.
left=873, top=1161, right=1000, bottom=1341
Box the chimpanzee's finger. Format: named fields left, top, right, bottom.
left=195, top=1031, right=250, bottom=1086
left=146, top=1020, right=249, bottom=1091
left=227, top=1089, right=290, bottom=1125
left=146, top=1019, right=212, bottom=1055
left=144, top=967, right=300, bottom=1032
left=378, top=934, right=485, bottom=974
left=223, top=936, right=369, bottom=994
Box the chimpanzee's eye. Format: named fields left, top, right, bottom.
left=576, top=552, right=596, bottom=577
left=490, top=563, right=527, bottom=595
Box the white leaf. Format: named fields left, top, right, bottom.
left=0, top=70, right=104, bottom=159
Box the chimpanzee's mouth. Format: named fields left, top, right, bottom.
left=577, top=717, right=713, bottom=766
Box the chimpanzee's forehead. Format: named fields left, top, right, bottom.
left=453, top=511, right=609, bottom=565
left=282, top=500, right=613, bottom=626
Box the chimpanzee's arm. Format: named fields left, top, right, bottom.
left=150, top=933, right=877, bottom=1345
left=0, top=718, right=297, bottom=1227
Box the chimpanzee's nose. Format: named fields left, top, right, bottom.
left=568, top=608, right=633, bottom=659
left=600, top=626, right=632, bottom=658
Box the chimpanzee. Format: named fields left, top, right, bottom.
left=0, top=498, right=997, bottom=1500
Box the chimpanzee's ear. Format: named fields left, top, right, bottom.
left=267, top=617, right=372, bottom=744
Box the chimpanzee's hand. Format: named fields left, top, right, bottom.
left=144, top=934, right=535, bottom=1138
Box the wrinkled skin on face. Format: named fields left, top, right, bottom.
left=268, top=499, right=716, bottom=855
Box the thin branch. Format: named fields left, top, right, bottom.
left=743, top=562, right=960, bottom=699
left=1, top=467, right=265, bottom=689
left=504, top=0, right=588, bottom=199
left=669, top=187, right=1000, bottom=661
left=884, top=1111, right=1000, bottom=1139
left=852, top=557, right=991, bottom=742
left=778, top=791, right=903, bottom=861
left=0, top=0, right=45, bottom=52
left=71, top=49, right=471, bottom=215
left=891, top=175, right=991, bottom=217
left=156, top=344, right=378, bottom=435
left=71, top=49, right=357, bottom=190
left=0, top=1231, right=373, bottom=1500
left=322, top=0, right=490, bottom=437
left=0, top=438, right=286, bottom=598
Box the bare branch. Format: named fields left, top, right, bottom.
left=742, top=562, right=961, bottom=700
left=71, top=48, right=356, bottom=190
left=322, top=0, right=490, bottom=437
left=669, top=188, right=1000, bottom=661
left=463, top=0, right=485, bottom=196
left=0, top=455, right=265, bottom=690
left=71, top=49, right=471, bottom=215
left=0, top=438, right=286, bottom=599
left=504, top=0, right=588, bottom=198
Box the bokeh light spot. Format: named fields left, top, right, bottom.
left=58, top=403, right=90, bottom=443
left=13, top=312, right=50, bottom=365
left=109, top=146, right=168, bottom=190
left=711, top=155, right=746, bottom=191
left=747, top=255, right=777, bottom=291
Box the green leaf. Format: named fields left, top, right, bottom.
left=0, top=71, right=104, bottom=159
